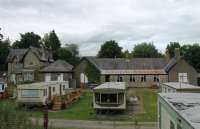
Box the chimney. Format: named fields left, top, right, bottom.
left=41, top=44, right=46, bottom=61
left=165, top=49, right=170, bottom=61
left=174, top=48, right=180, bottom=58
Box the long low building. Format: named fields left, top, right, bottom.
left=158, top=93, right=200, bottom=129
left=160, top=82, right=200, bottom=93
left=74, top=48, right=199, bottom=88
left=93, top=82, right=126, bottom=111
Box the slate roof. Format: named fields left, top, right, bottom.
left=40, top=60, right=73, bottom=73
left=29, top=46, right=53, bottom=62
left=7, top=48, right=27, bottom=62
left=164, top=56, right=182, bottom=72
left=7, top=46, right=53, bottom=63
left=86, top=57, right=168, bottom=70
left=84, top=56, right=185, bottom=74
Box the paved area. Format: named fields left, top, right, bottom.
left=32, top=118, right=159, bottom=129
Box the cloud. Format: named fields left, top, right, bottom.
left=1, top=0, right=200, bottom=56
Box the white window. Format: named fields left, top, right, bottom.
left=178, top=73, right=188, bottom=83
left=117, top=75, right=123, bottom=82
left=130, top=75, right=135, bottom=82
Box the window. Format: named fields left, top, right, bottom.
left=24, top=72, right=34, bottom=81
left=170, top=120, right=175, bottom=129
left=117, top=75, right=123, bottom=82
left=178, top=73, right=188, bottom=83
left=105, top=75, right=110, bottom=82
left=63, top=85, right=65, bottom=90
left=130, top=75, right=135, bottom=82
left=43, top=89, right=47, bottom=96
left=154, top=76, right=159, bottom=82
left=51, top=74, right=59, bottom=81
left=21, top=90, right=39, bottom=97
left=53, top=87, right=55, bottom=92
left=141, top=75, right=146, bottom=82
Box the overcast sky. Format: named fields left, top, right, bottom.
left=1, top=0, right=200, bottom=56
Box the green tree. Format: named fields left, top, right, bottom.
left=181, top=44, right=200, bottom=72
left=166, top=42, right=181, bottom=58
left=122, top=49, right=132, bottom=58
left=132, top=42, right=162, bottom=58
left=57, top=47, right=79, bottom=65
left=65, top=43, right=79, bottom=57
left=12, top=32, right=42, bottom=48
left=0, top=38, right=10, bottom=70
left=98, top=40, right=123, bottom=58
left=43, top=30, right=61, bottom=59
left=0, top=28, right=3, bottom=41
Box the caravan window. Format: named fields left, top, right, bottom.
left=21, top=90, right=39, bottom=97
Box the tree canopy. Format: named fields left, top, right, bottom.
left=132, top=42, right=163, bottom=58
left=43, top=30, right=61, bottom=51
left=43, top=30, right=61, bottom=59
left=0, top=38, right=10, bottom=70
left=166, top=42, right=181, bottom=58
left=181, top=44, right=200, bottom=72
left=12, top=32, right=42, bottom=48
left=98, top=40, right=123, bottom=58
left=0, top=28, right=3, bottom=41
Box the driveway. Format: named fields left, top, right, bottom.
left=31, top=118, right=159, bottom=129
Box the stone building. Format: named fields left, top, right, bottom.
left=7, top=46, right=53, bottom=84
left=74, top=49, right=198, bottom=87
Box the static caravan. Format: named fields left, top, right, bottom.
left=158, top=93, right=200, bottom=129
left=93, top=82, right=126, bottom=111
left=17, top=82, right=69, bottom=105
left=159, top=82, right=200, bottom=93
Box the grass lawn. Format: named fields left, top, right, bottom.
left=127, top=88, right=158, bottom=122
left=28, top=90, right=96, bottom=120
left=1, top=88, right=158, bottom=122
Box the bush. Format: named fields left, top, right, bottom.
left=0, top=101, right=43, bottom=129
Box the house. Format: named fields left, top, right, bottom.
left=7, top=46, right=53, bottom=84
left=40, top=60, right=73, bottom=82
left=17, top=82, right=66, bottom=105
left=159, top=82, right=200, bottom=93
left=93, top=82, right=126, bottom=111
left=74, top=48, right=198, bottom=87
left=158, top=93, right=200, bottom=129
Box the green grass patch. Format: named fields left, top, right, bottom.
left=1, top=88, right=158, bottom=122
left=127, top=88, right=158, bottom=122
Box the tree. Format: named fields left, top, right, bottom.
left=43, top=30, right=61, bottom=59
left=12, top=32, right=42, bottom=48
left=98, top=40, right=123, bottom=58
left=132, top=42, right=162, bottom=58
left=0, top=28, right=3, bottom=41
left=0, top=38, right=10, bottom=70
left=65, top=43, right=79, bottom=57
left=57, top=47, right=79, bottom=65
left=122, top=49, right=132, bottom=58
left=181, top=44, right=200, bottom=72
left=166, top=42, right=181, bottom=58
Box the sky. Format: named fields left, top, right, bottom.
left=1, top=0, right=200, bottom=56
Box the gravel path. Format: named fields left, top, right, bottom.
left=31, top=118, right=159, bottom=129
